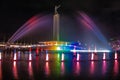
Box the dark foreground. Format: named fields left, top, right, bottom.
left=0, top=51, right=120, bottom=80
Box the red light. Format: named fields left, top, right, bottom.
left=114, top=60, right=119, bottom=76
left=36, top=47, right=39, bottom=55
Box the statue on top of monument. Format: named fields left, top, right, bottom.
left=55, top=5, right=60, bottom=14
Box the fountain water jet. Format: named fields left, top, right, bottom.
left=8, top=15, right=51, bottom=43
left=77, top=12, right=110, bottom=49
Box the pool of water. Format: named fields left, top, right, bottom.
left=0, top=51, right=120, bottom=80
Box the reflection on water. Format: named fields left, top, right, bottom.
left=45, top=62, right=50, bottom=76
left=0, top=61, right=2, bottom=80
left=73, top=62, right=80, bottom=76
left=102, top=61, right=107, bottom=75
left=28, top=61, right=34, bottom=79
left=114, top=60, right=119, bottom=76
left=90, top=61, right=95, bottom=75
left=0, top=51, right=119, bottom=79
left=61, top=62, right=65, bottom=75
left=13, top=61, right=18, bottom=79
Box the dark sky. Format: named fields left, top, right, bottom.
left=0, top=0, right=120, bottom=41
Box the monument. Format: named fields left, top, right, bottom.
left=53, top=5, right=60, bottom=41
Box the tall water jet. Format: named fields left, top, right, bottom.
left=77, top=12, right=110, bottom=49
left=53, top=5, right=60, bottom=41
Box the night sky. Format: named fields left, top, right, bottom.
left=0, top=0, right=120, bottom=42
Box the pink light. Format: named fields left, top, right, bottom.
left=61, top=53, right=64, bottom=61
left=13, top=61, right=18, bottom=79
left=77, top=54, right=80, bottom=61
left=61, top=62, right=65, bottom=75
left=14, top=53, right=17, bottom=61
left=91, top=53, right=94, bottom=60
left=45, top=62, right=50, bottom=76
left=103, top=53, right=106, bottom=60
left=90, top=61, right=95, bottom=75
left=29, top=53, right=32, bottom=61
left=102, top=61, right=107, bottom=75
left=28, top=61, right=33, bottom=78
left=73, top=62, right=80, bottom=76
left=115, top=52, right=117, bottom=59
left=46, top=54, right=49, bottom=61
